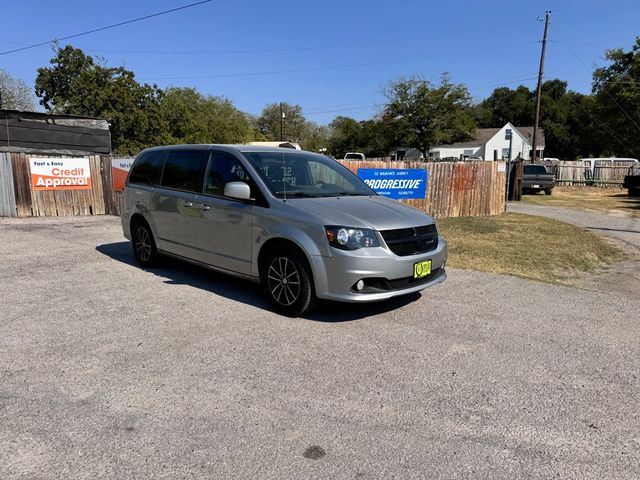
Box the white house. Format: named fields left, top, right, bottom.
left=428, top=123, right=545, bottom=161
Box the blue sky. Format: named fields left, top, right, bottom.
left=1, top=0, right=639, bottom=124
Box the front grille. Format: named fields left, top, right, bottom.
left=380, top=224, right=438, bottom=256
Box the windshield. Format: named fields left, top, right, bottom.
left=242, top=151, right=375, bottom=198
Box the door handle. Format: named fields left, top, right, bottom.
left=197, top=204, right=211, bottom=211
left=182, top=201, right=194, bottom=208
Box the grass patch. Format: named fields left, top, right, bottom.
left=438, top=212, right=623, bottom=284
left=522, top=186, right=640, bottom=217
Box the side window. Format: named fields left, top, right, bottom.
left=160, top=150, right=208, bottom=192
left=308, top=160, right=352, bottom=189
left=128, top=150, right=165, bottom=185
left=203, top=152, right=252, bottom=197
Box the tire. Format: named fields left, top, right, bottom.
left=131, top=220, right=161, bottom=268
left=544, top=189, right=552, bottom=195
left=261, top=248, right=317, bottom=317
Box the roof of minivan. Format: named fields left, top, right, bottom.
left=577, top=157, right=638, bottom=161
left=141, top=144, right=315, bottom=154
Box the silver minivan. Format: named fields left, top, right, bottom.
left=122, top=145, right=447, bottom=316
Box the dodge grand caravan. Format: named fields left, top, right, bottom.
left=122, top=145, right=447, bottom=316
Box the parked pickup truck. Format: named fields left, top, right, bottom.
left=522, top=164, right=555, bottom=195
left=623, top=165, right=640, bottom=197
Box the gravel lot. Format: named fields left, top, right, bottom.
left=1, top=215, right=638, bottom=479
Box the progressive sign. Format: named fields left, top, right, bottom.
left=357, top=168, right=427, bottom=200
left=29, top=157, right=91, bottom=190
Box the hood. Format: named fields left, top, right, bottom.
left=283, top=195, right=433, bottom=231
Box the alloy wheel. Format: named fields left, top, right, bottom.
left=135, top=226, right=152, bottom=262
left=267, top=257, right=301, bottom=306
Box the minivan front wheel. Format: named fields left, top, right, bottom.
left=132, top=221, right=160, bottom=267
left=262, top=250, right=316, bottom=317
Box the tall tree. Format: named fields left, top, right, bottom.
left=35, top=45, right=165, bottom=155
left=0, top=69, right=35, bottom=110
left=592, top=37, right=640, bottom=157
left=257, top=102, right=307, bottom=142
left=381, top=74, right=475, bottom=158
left=475, top=85, right=534, bottom=128
left=299, top=121, right=329, bottom=152
left=159, top=87, right=253, bottom=144
left=327, top=116, right=363, bottom=156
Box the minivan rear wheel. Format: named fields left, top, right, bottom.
left=132, top=220, right=161, bottom=267
left=261, top=250, right=316, bottom=317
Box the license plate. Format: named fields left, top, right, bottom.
left=413, top=260, right=432, bottom=279
left=532, top=184, right=540, bottom=188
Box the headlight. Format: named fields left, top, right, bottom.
left=324, top=226, right=379, bottom=250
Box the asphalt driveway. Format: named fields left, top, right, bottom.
left=1, top=216, right=638, bottom=479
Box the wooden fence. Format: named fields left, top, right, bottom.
left=339, top=160, right=506, bottom=218
left=540, top=159, right=636, bottom=187
left=0, top=152, right=115, bottom=217
left=1, top=154, right=506, bottom=219
left=0, top=153, right=16, bottom=217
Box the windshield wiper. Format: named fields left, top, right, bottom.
left=274, top=191, right=319, bottom=198
left=332, top=191, right=371, bottom=196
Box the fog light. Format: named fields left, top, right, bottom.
left=356, top=280, right=365, bottom=291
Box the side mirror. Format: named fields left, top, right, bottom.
left=224, top=181, right=251, bottom=200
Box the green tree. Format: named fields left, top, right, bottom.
left=159, top=87, right=253, bottom=144
left=299, top=121, right=329, bottom=152
left=592, top=37, right=640, bottom=157
left=257, top=102, right=307, bottom=142
left=327, top=116, right=363, bottom=156
left=474, top=85, right=534, bottom=128
left=0, top=69, right=35, bottom=110
left=381, top=74, right=475, bottom=158
left=35, top=45, right=166, bottom=155
left=358, top=119, right=396, bottom=157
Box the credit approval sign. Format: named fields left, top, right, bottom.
left=112, top=158, right=134, bottom=191
left=357, top=168, right=427, bottom=200
left=30, top=157, right=91, bottom=190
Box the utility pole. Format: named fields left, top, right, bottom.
left=279, top=102, right=284, bottom=141
left=531, top=11, right=550, bottom=162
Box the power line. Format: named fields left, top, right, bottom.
left=304, top=105, right=378, bottom=116
left=552, top=7, right=637, bottom=13
left=302, top=75, right=540, bottom=116
left=565, top=94, right=639, bottom=156
left=55, top=19, right=537, bottom=56
left=550, top=25, right=640, bottom=136
left=140, top=42, right=538, bottom=81
left=0, top=0, right=211, bottom=56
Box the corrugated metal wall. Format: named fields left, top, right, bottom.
left=0, top=152, right=17, bottom=217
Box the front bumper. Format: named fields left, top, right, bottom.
left=310, top=236, right=448, bottom=302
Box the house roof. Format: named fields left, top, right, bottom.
left=513, top=126, right=545, bottom=147
left=433, top=126, right=545, bottom=149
